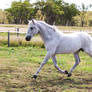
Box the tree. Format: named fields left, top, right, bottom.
left=35, top=0, right=79, bottom=25
left=36, top=10, right=45, bottom=20
left=34, top=0, right=64, bottom=25
left=5, top=10, right=14, bottom=24
left=0, top=9, right=8, bottom=24
left=6, top=0, right=34, bottom=24
left=79, top=3, right=92, bottom=27
left=61, top=3, right=79, bottom=26
left=33, top=0, right=46, bottom=20
left=5, top=0, right=80, bottom=25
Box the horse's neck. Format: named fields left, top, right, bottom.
left=38, top=23, right=55, bottom=43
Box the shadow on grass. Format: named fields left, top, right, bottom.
left=30, top=73, right=92, bottom=92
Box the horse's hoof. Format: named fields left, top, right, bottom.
left=32, top=75, right=37, bottom=79
left=64, top=70, right=68, bottom=74
left=67, top=73, right=72, bottom=77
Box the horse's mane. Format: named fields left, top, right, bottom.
left=37, top=21, right=56, bottom=32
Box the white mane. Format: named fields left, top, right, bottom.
left=37, top=20, right=56, bottom=31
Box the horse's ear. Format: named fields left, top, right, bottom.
left=32, top=19, right=36, bottom=24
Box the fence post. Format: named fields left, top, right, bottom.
left=8, top=31, right=10, bottom=47
left=17, top=28, right=19, bottom=37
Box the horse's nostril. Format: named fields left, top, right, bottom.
left=25, top=36, right=31, bottom=41
left=25, top=37, right=28, bottom=40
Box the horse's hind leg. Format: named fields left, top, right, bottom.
left=68, top=52, right=80, bottom=77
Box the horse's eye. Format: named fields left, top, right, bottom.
left=30, top=27, right=33, bottom=30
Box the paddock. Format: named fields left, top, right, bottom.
left=0, top=25, right=92, bottom=91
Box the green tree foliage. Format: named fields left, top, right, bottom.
left=36, top=10, right=45, bottom=20
left=34, top=0, right=64, bottom=24
left=5, top=0, right=79, bottom=25
left=0, top=9, right=8, bottom=24
left=43, top=0, right=64, bottom=25
left=79, top=3, right=92, bottom=27
left=61, top=3, right=79, bottom=26
left=6, top=0, right=34, bottom=24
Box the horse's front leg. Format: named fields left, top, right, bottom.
left=33, top=51, right=51, bottom=79
left=52, top=55, right=68, bottom=74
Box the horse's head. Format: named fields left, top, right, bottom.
left=25, top=19, right=40, bottom=41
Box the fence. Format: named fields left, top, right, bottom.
left=0, top=28, right=92, bottom=47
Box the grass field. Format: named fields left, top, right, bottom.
left=0, top=25, right=92, bottom=92
left=0, top=46, right=92, bottom=92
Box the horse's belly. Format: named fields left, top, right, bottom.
left=55, top=40, right=81, bottom=54
left=55, top=47, right=79, bottom=54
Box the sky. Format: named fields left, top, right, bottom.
left=0, top=0, right=92, bottom=11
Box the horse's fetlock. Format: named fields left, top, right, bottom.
left=32, top=75, right=37, bottom=79
left=64, top=70, right=68, bottom=74
left=67, top=73, right=72, bottom=77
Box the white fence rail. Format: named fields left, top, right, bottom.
left=0, top=30, right=92, bottom=34
left=0, top=30, right=26, bottom=34
left=0, top=28, right=92, bottom=47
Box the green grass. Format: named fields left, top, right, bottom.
left=0, top=25, right=92, bottom=91
left=0, top=33, right=44, bottom=47
left=0, top=46, right=92, bottom=92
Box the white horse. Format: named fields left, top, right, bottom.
left=25, top=19, right=92, bottom=79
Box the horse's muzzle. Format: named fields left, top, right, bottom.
left=25, top=36, right=31, bottom=41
